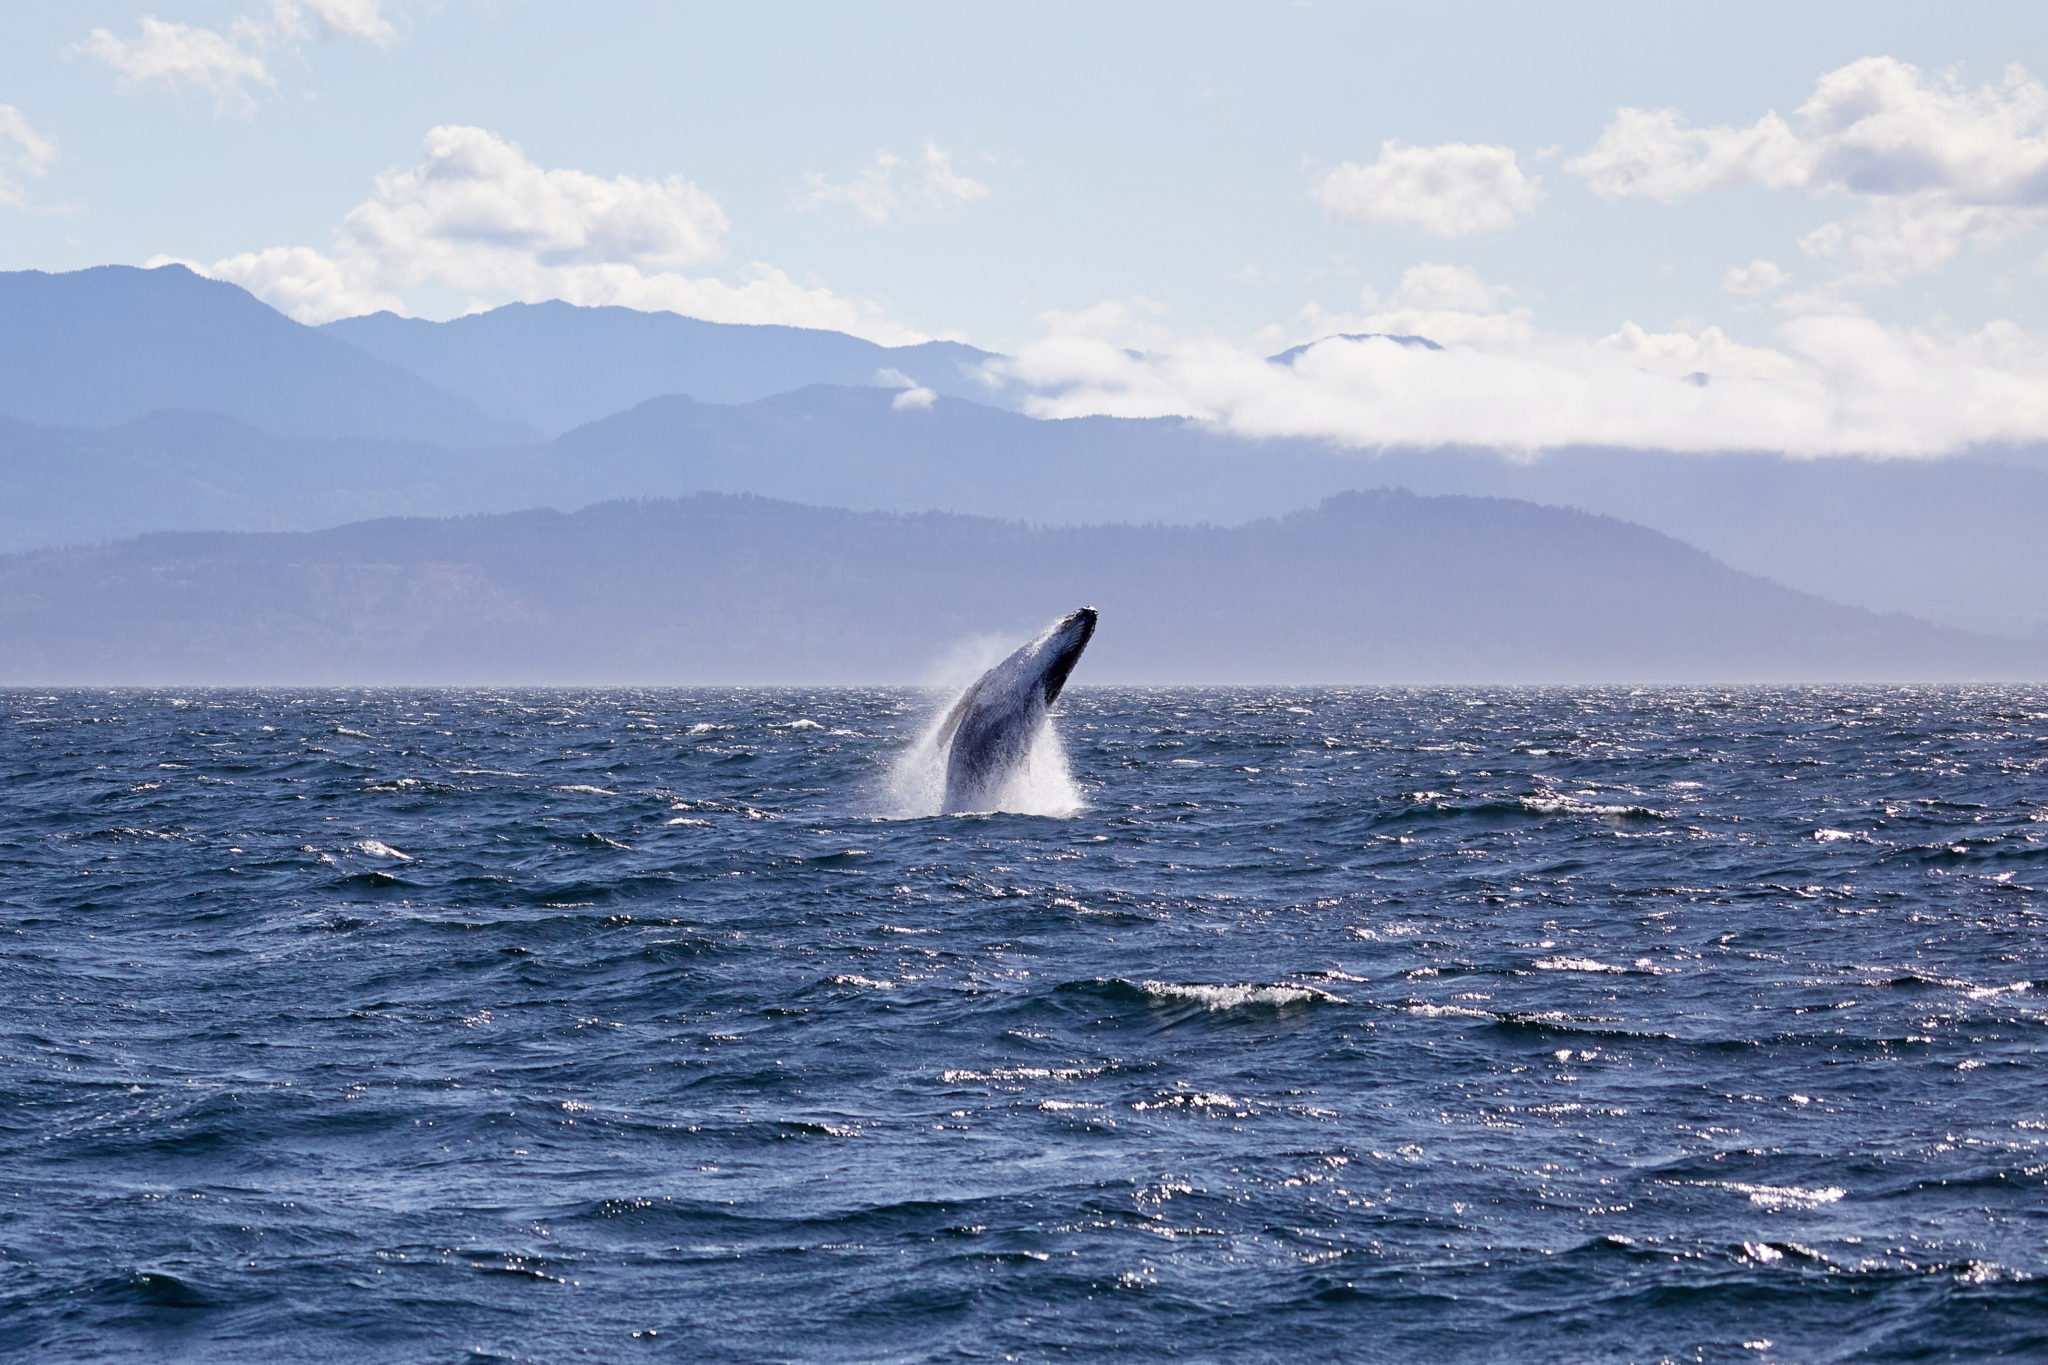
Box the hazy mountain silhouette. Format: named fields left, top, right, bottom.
left=543, top=387, right=1373, bottom=523
left=0, top=265, right=530, bottom=446
left=4, top=384, right=2046, bottom=639
left=321, top=300, right=1005, bottom=435
left=0, top=410, right=563, bottom=550
left=1344, top=446, right=2048, bottom=639
left=0, top=490, right=2029, bottom=685
left=0, top=388, right=1371, bottom=551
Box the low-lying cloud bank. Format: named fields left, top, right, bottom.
left=992, top=268, right=2048, bottom=458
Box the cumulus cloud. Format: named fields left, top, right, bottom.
left=77, top=1, right=396, bottom=116
left=794, top=141, right=990, bottom=225
left=78, top=15, right=276, bottom=116
left=0, top=105, right=56, bottom=208
left=172, top=125, right=925, bottom=343
left=1569, top=56, right=2048, bottom=284
left=1318, top=141, right=1540, bottom=236
left=1724, top=259, right=1792, bottom=296
left=1567, top=107, right=1805, bottom=201
left=987, top=269, right=2048, bottom=458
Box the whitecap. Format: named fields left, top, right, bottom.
left=1406, top=1003, right=1495, bottom=1020
left=1141, top=981, right=1343, bottom=1010
left=357, top=839, right=412, bottom=861
left=1534, top=956, right=1628, bottom=974
left=1521, top=794, right=1668, bottom=820
left=942, top=1065, right=1105, bottom=1083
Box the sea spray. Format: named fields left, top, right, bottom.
left=882, top=611, right=1097, bottom=817
left=886, top=695, right=1083, bottom=818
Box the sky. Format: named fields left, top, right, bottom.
left=7, top=0, right=2048, bottom=456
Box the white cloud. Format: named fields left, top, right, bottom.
left=1031, top=297, right=1175, bottom=349
left=295, top=0, right=398, bottom=44
left=986, top=274, right=2048, bottom=458
left=795, top=141, right=990, bottom=225
left=1724, top=259, right=1792, bottom=296
left=1386, top=262, right=1502, bottom=312
left=1569, top=57, right=2048, bottom=284
left=338, top=124, right=729, bottom=285
left=1286, top=265, right=1530, bottom=351
left=77, top=2, right=396, bottom=117
left=0, top=105, right=56, bottom=207
left=1318, top=140, right=1540, bottom=236
left=1567, top=107, right=1805, bottom=201
left=175, top=125, right=926, bottom=343
left=78, top=15, right=276, bottom=117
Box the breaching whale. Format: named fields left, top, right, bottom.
left=932, top=607, right=1097, bottom=813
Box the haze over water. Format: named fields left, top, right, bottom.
left=4, top=687, right=2045, bottom=1362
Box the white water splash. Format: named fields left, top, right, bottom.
left=884, top=712, right=1089, bottom=818
left=884, top=696, right=1083, bottom=819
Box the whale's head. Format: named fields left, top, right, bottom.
left=1035, top=606, right=1097, bottom=706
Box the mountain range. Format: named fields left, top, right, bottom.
left=0, top=491, right=2025, bottom=685
left=0, top=262, right=2040, bottom=680
left=322, top=299, right=1003, bottom=436
left=0, top=265, right=527, bottom=447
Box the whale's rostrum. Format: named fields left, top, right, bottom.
left=931, top=607, right=1097, bottom=814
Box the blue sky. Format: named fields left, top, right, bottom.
left=7, top=1, right=2048, bottom=454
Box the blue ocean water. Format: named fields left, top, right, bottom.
left=2, top=687, right=2045, bottom=1363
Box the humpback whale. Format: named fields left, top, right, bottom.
left=932, top=607, right=1098, bottom=813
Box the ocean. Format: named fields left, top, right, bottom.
left=2, top=687, right=2044, bottom=1362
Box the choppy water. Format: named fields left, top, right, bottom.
left=3, top=687, right=2046, bottom=1363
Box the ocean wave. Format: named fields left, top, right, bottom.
left=941, top=1065, right=1108, bottom=1084
left=1533, top=956, right=1629, bottom=974
left=1137, top=980, right=1345, bottom=1010
left=1519, top=793, right=1669, bottom=820
left=1697, top=1181, right=1847, bottom=1210
left=10, top=685, right=2046, bottom=1360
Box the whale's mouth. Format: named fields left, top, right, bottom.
left=1038, top=606, right=1098, bottom=706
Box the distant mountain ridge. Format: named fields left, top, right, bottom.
left=321, top=299, right=1006, bottom=435
left=0, top=490, right=2031, bottom=685
left=4, top=383, right=2047, bottom=639
left=2, top=262, right=2043, bottom=645
left=0, top=265, right=529, bottom=447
